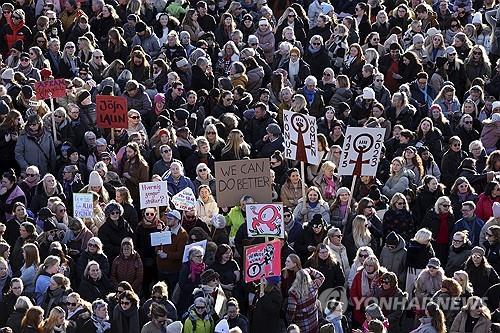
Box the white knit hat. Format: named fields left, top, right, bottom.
left=472, top=12, right=482, bottom=25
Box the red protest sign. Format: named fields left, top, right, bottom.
left=244, top=239, right=281, bottom=283
left=35, top=79, right=67, bottom=100
left=96, top=95, right=128, bottom=129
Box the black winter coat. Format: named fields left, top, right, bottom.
left=303, top=46, right=330, bottom=79
left=78, top=276, right=114, bottom=303
left=250, top=289, right=283, bottom=333
left=382, top=208, right=415, bottom=241
left=306, top=258, right=345, bottom=294
left=98, top=217, right=134, bottom=264
left=76, top=251, right=110, bottom=279
left=440, top=149, right=468, bottom=189
left=413, top=188, right=444, bottom=225
left=406, top=240, right=435, bottom=269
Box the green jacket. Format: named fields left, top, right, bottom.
left=226, top=207, right=245, bottom=238
left=182, top=309, right=214, bottom=333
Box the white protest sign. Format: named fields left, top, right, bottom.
left=139, top=181, right=169, bottom=209
left=246, top=203, right=284, bottom=238
left=73, top=193, right=93, bottom=218
left=150, top=230, right=172, bottom=246
left=337, top=127, right=386, bottom=176
left=283, top=110, right=319, bottom=165
left=171, top=187, right=196, bottom=211
left=182, top=240, right=208, bottom=262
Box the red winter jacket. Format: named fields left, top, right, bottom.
left=0, top=20, right=32, bottom=55
left=476, top=193, right=500, bottom=222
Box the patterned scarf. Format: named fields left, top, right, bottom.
left=90, top=314, right=111, bottom=333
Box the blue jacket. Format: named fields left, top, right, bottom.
left=164, top=174, right=196, bottom=197
left=453, top=216, right=485, bottom=247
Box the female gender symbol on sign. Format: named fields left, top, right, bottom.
left=350, top=134, right=374, bottom=176
left=290, top=113, right=310, bottom=162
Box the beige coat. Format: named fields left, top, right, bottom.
left=450, top=310, right=491, bottom=333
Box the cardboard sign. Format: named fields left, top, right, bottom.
left=96, top=95, right=128, bottom=129
left=182, top=240, right=208, bottom=262
left=150, top=230, right=172, bottom=246
left=244, top=240, right=281, bottom=283
left=171, top=188, right=196, bottom=211
left=214, top=158, right=272, bottom=207
left=283, top=110, right=320, bottom=165
left=338, top=127, right=386, bottom=177
left=35, top=79, right=67, bottom=100
left=246, top=204, right=284, bottom=238
left=73, top=193, right=93, bottom=218
left=139, top=181, right=169, bottom=209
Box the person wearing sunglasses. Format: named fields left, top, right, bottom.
left=440, top=136, right=468, bottom=189
left=76, top=237, right=110, bottom=281
left=13, top=52, right=41, bottom=81
left=183, top=296, right=214, bottom=333
left=98, top=201, right=133, bottom=265
left=420, top=196, right=455, bottom=264
left=1, top=9, right=31, bottom=57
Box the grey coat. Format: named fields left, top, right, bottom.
left=382, top=169, right=415, bottom=198
left=15, top=131, right=56, bottom=175
left=450, top=310, right=491, bottom=333
left=445, top=244, right=471, bottom=276
left=123, top=85, right=153, bottom=116
left=412, top=317, right=438, bottom=333
left=131, top=30, right=161, bottom=58
left=380, top=236, right=407, bottom=287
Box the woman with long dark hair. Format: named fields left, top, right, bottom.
left=0, top=170, right=26, bottom=223
left=305, top=243, right=344, bottom=294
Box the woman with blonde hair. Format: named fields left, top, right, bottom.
left=312, top=160, right=340, bottom=205
left=59, top=41, right=82, bottom=79
left=216, top=40, right=240, bottom=76
left=453, top=270, right=473, bottom=299
left=290, top=94, right=308, bottom=114
left=286, top=268, right=325, bottom=333
left=77, top=36, right=95, bottom=63
left=450, top=296, right=491, bottom=332
left=65, top=292, right=92, bottom=330
left=421, top=196, right=455, bottom=263
left=350, top=255, right=384, bottom=327
left=344, top=215, right=376, bottom=262
left=41, top=306, right=68, bottom=333
left=204, top=124, right=225, bottom=160
left=220, top=129, right=251, bottom=161
left=30, top=173, right=65, bottom=215
left=383, top=192, right=414, bottom=241
left=382, top=156, right=415, bottom=198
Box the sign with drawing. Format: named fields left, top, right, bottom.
left=283, top=111, right=319, bottom=165
left=337, top=127, right=386, bottom=177
left=244, top=240, right=281, bottom=283
left=246, top=203, right=284, bottom=238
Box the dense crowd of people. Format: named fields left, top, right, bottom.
left=0, top=0, right=499, bottom=332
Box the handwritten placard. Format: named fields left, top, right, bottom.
left=214, top=158, right=272, bottom=207
left=96, top=95, right=128, bottom=129
left=73, top=193, right=93, bottom=218
left=171, top=188, right=196, bottom=211
left=139, top=181, right=169, bottom=209
left=35, top=79, right=67, bottom=100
